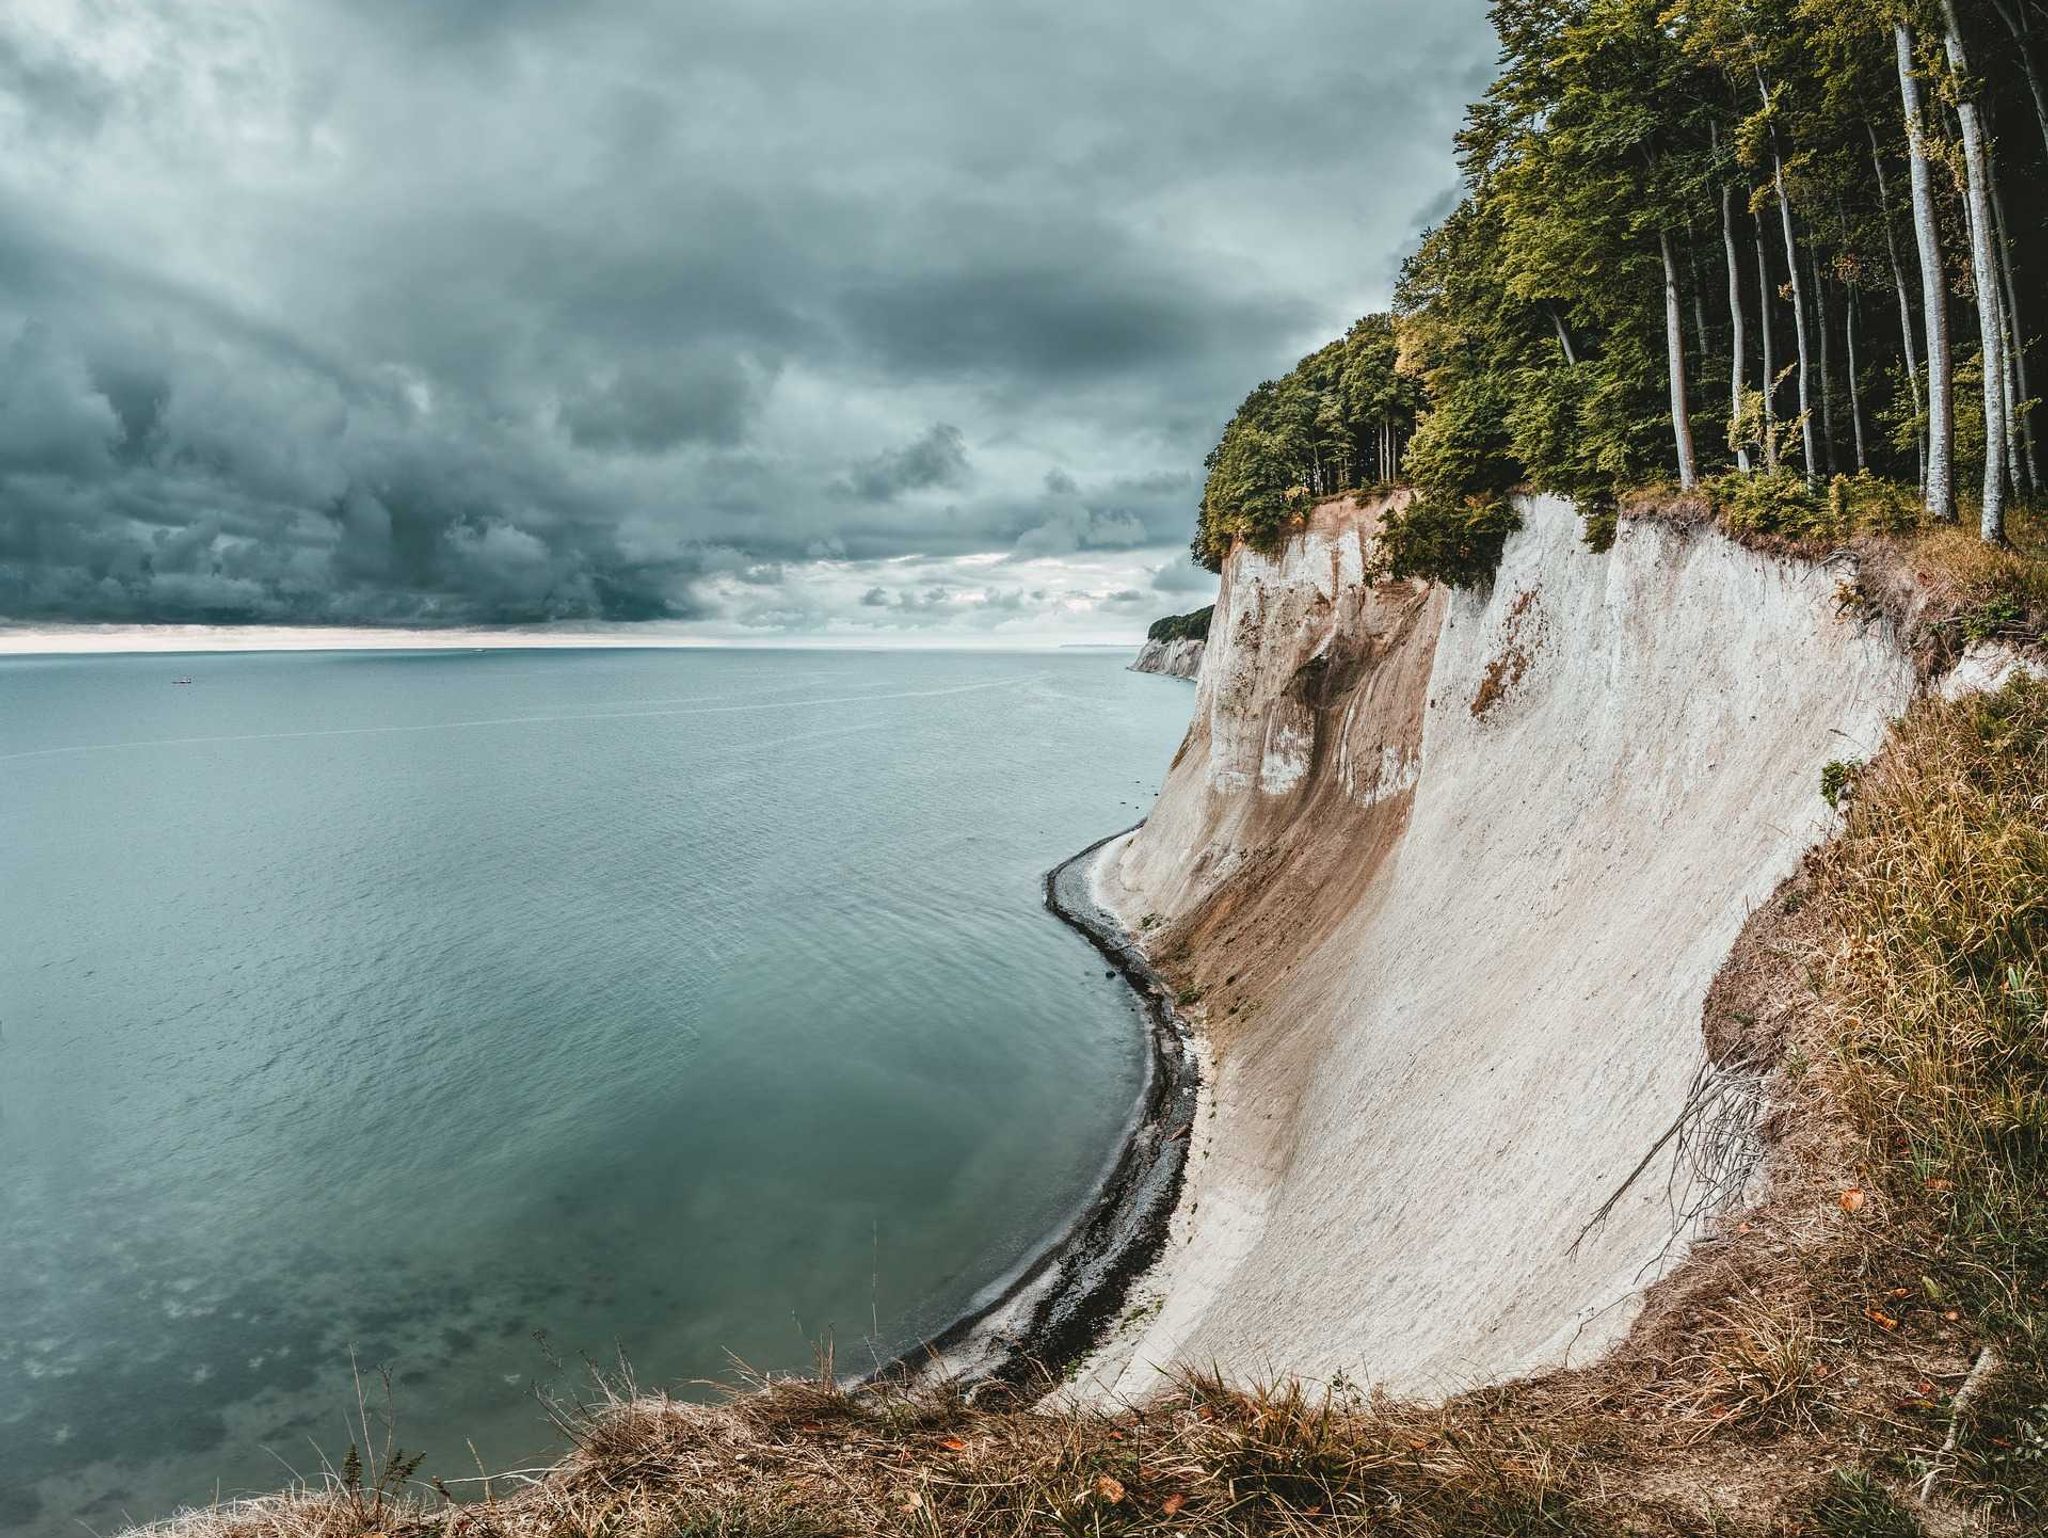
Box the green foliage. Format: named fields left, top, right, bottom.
left=1187, top=0, right=2042, bottom=588
left=1707, top=470, right=1921, bottom=543
left=1194, top=314, right=1425, bottom=569
left=1370, top=493, right=1523, bottom=589
left=1146, top=606, right=1213, bottom=645
left=1962, top=591, right=2025, bottom=644
left=1709, top=469, right=1831, bottom=537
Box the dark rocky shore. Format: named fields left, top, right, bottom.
left=870, top=826, right=1200, bottom=1391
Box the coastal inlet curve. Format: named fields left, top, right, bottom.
left=871, top=824, right=1200, bottom=1390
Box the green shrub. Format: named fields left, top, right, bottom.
left=1370, top=493, right=1521, bottom=588
left=1708, top=471, right=1923, bottom=545
left=1961, top=591, right=2026, bottom=645
left=1708, top=470, right=1831, bottom=539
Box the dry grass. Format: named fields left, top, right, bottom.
left=126, top=676, right=2048, bottom=1538
left=1846, top=500, right=2048, bottom=674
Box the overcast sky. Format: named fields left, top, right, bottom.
left=0, top=0, right=1492, bottom=643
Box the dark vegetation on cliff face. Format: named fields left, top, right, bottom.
left=1145, top=608, right=1213, bottom=645
left=138, top=676, right=2048, bottom=1536
left=1196, top=0, right=2047, bottom=587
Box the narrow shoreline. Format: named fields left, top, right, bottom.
left=868, top=824, right=1200, bottom=1390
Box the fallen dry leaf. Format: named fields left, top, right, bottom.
left=1162, top=1492, right=1187, bottom=1516
left=939, top=1437, right=966, bottom=1452
left=1924, top=1177, right=1954, bottom=1191
left=1096, top=1474, right=1127, bottom=1504
left=1865, top=1306, right=1900, bottom=1330
left=1840, top=1187, right=1866, bottom=1213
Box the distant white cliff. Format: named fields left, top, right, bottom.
left=1132, top=606, right=1211, bottom=680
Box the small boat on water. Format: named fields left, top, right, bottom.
left=173, top=677, right=193, bottom=685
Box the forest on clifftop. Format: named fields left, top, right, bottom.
left=1196, top=0, right=2048, bottom=585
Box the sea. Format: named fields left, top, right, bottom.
left=0, top=646, right=1191, bottom=1534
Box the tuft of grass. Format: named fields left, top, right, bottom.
left=1805, top=1468, right=1922, bottom=1537
left=1669, top=1294, right=1830, bottom=1440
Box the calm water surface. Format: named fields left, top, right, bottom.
left=0, top=648, right=1189, bottom=1534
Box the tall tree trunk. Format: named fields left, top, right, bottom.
left=1812, top=254, right=1837, bottom=478
left=1550, top=306, right=1578, bottom=365
left=1867, top=124, right=1925, bottom=488
left=1988, top=0, right=2048, bottom=162
left=1847, top=287, right=1868, bottom=473
left=1686, top=229, right=1712, bottom=363
left=1721, top=181, right=1752, bottom=473
left=1990, top=175, right=2039, bottom=491
left=1756, top=212, right=1780, bottom=473
left=1662, top=231, right=1699, bottom=490
left=1898, top=22, right=1955, bottom=521
left=1943, top=1, right=2008, bottom=542
left=1772, top=153, right=1819, bottom=481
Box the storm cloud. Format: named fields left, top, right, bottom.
left=0, top=0, right=1492, bottom=636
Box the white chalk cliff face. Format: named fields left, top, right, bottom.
left=1131, top=634, right=1205, bottom=680
left=1084, top=492, right=1917, bottom=1401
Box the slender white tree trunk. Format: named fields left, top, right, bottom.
left=1867, top=125, right=1925, bottom=487
left=1812, top=254, right=1836, bottom=477
left=1990, top=176, right=2038, bottom=491
left=1551, top=307, right=1578, bottom=365
left=1662, top=231, right=1699, bottom=490
left=1721, top=182, right=1752, bottom=473
left=1943, top=0, right=2008, bottom=542
left=1755, top=215, right=1780, bottom=473
left=1773, top=154, right=1819, bottom=481
left=1848, top=288, right=1868, bottom=472
left=1898, top=23, right=1955, bottom=521
left=1687, top=233, right=1712, bottom=363
left=1988, top=0, right=2048, bottom=161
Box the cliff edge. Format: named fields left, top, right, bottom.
left=1080, top=491, right=1920, bottom=1401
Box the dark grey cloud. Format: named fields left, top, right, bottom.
left=839, top=423, right=970, bottom=502
left=0, top=0, right=1491, bottom=632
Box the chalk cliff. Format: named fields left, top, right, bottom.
left=1132, top=606, right=1213, bottom=681
left=1080, top=491, right=1920, bottom=1400
left=1131, top=635, right=1204, bottom=680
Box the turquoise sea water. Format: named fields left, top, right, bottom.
left=0, top=647, right=1189, bottom=1534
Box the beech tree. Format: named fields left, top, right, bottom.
left=1188, top=0, right=2039, bottom=569
left=1942, top=0, right=2011, bottom=540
